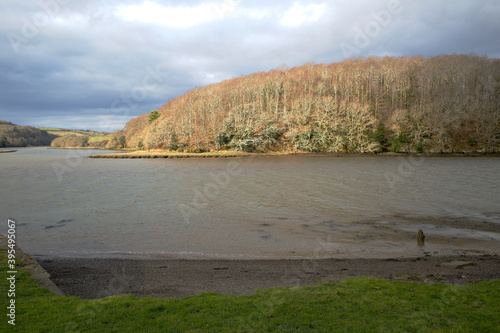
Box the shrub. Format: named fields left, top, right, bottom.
left=215, top=131, right=234, bottom=150
left=415, top=141, right=425, bottom=153
left=168, top=131, right=178, bottom=150
left=186, top=148, right=206, bottom=153
left=373, top=121, right=386, bottom=145
left=231, top=139, right=260, bottom=152
left=468, top=137, right=478, bottom=147
left=88, top=140, right=109, bottom=148
left=118, top=135, right=126, bottom=148
left=148, top=110, right=160, bottom=124
left=294, top=130, right=327, bottom=152
left=51, top=135, right=89, bottom=148
left=390, top=133, right=410, bottom=153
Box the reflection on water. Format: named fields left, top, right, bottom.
left=0, top=148, right=499, bottom=258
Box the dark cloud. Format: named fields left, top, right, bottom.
left=0, top=0, right=498, bottom=130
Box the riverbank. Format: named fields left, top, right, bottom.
left=88, top=150, right=500, bottom=159
left=48, top=147, right=128, bottom=150
left=88, top=150, right=256, bottom=158
left=38, top=254, right=500, bottom=299
left=5, top=250, right=499, bottom=332
left=0, top=234, right=63, bottom=295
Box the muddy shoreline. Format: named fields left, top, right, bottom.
left=38, top=254, right=500, bottom=299
left=88, top=150, right=500, bottom=159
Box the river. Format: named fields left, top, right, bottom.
left=1, top=147, right=499, bottom=259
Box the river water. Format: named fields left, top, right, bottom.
left=1, top=148, right=499, bottom=259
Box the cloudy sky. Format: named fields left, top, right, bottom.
left=1, top=0, right=499, bottom=131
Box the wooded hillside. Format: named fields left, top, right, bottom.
left=0, top=120, right=56, bottom=147
left=124, top=55, right=500, bottom=153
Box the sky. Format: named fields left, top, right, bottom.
left=1, top=0, right=499, bottom=131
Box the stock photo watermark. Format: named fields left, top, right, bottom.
left=477, top=73, right=499, bottom=96
left=99, top=1, right=238, bottom=133
left=210, top=0, right=238, bottom=19
left=7, top=0, right=73, bottom=54
left=65, top=266, right=143, bottom=331
left=178, top=161, right=242, bottom=224
left=104, top=64, right=169, bottom=132
left=49, top=62, right=169, bottom=182
left=407, top=285, right=461, bottom=331
left=285, top=234, right=338, bottom=285
left=340, top=0, right=409, bottom=58
left=51, top=149, right=87, bottom=182
left=238, top=233, right=338, bottom=330
left=6, top=219, right=17, bottom=326
left=384, top=155, right=425, bottom=193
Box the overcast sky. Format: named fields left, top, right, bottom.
left=1, top=0, right=499, bottom=131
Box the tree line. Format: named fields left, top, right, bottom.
left=50, top=134, right=125, bottom=149
left=124, top=55, right=499, bottom=153
left=0, top=120, right=56, bottom=147
left=8, top=55, right=500, bottom=153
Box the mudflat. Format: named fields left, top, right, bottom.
left=38, top=254, right=500, bottom=299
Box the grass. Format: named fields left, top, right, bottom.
left=88, top=136, right=112, bottom=142
left=91, top=150, right=500, bottom=159
left=2, top=250, right=499, bottom=332
left=46, top=130, right=88, bottom=137
left=39, top=127, right=111, bottom=139
left=89, top=150, right=311, bottom=158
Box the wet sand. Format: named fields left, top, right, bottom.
left=38, top=254, right=500, bottom=299
left=29, top=216, right=500, bottom=300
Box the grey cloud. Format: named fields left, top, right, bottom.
left=0, top=0, right=499, bottom=130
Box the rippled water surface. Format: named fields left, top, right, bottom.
left=1, top=148, right=499, bottom=258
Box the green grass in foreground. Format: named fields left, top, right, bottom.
left=1, top=251, right=499, bottom=332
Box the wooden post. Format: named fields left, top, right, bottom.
left=417, top=230, right=425, bottom=246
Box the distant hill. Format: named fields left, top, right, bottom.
left=123, top=55, right=500, bottom=153
left=45, top=128, right=115, bottom=148
left=0, top=122, right=116, bottom=148
left=0, top=120, right=56, bottom=147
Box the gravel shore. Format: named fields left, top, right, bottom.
left=38, top=254, right=500, bottom=299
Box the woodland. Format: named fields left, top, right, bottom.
left=122, top=55, right=500, bottom=154
left=0, top=120, right=56, bottom=147
left=3, top=55, right=499, bottom=153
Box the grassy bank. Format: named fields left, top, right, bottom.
left=89, top=150, right=268, bottom=158
left=1, top=250, right=499, bottom=332
left=88, top=136, right=113, bottom=143
left=88, top=149, right=500, bottom=159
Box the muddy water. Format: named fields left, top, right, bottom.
left=0, top=148, right=499, bottom=259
